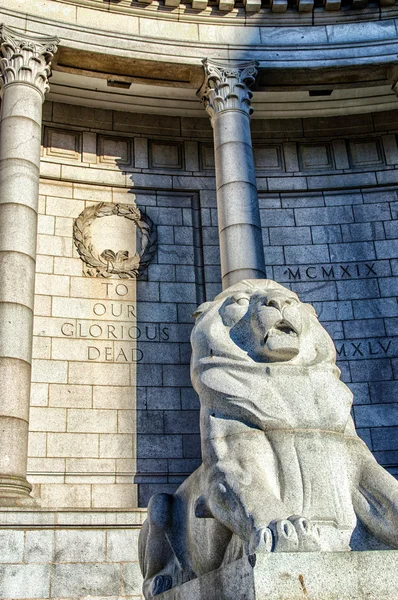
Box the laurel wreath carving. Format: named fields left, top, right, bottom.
left=73, top=202, right=157, bottom=279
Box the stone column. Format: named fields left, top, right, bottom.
left=198, top=59, right=266, bottom=290
left=0, top=25, right=58, bottom=505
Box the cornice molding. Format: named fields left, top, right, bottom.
left=0, top=25, right=59, bottom=98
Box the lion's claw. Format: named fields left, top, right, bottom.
left=267, top=516, right=322, bottom=552
left=248, top=527, right=273, bottom=554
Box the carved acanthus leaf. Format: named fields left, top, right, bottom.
left=0, top=25, right=59, bottom=97
left=198, top=59, right=258, bottom=120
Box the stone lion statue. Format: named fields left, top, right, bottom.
left=139, top=279, right=398, bottom=598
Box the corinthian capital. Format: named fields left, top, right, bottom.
left=0, top=25, right=59, bottom=98
left=198, top=59, right=258, bottom=121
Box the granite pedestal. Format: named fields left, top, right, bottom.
left=156, top=551, right=398, bottom=600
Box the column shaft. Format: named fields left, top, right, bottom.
left=0, top=25, right=59, bottom=504
left=199, top=60, right=266, bottom=290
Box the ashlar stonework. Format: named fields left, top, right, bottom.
left=139, top=279, right=398, bottom=598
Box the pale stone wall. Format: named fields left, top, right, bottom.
left=0, top=510, right=145, bottom=599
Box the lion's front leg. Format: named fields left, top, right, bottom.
left=351, top=439, right=398, bottom=549
left=199, top=417, right=291, bottom=551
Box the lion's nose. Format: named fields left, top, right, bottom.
left=262, top=295, right=287, bottom=312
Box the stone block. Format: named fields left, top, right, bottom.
left=369, top=380, right=398, bottom=404
left=343, top=318, right=385, bottom=339
left=324, top=192, right=362, bottom=206
left=107, top=529, right=140, bottom=562
left=34, top=295, right=52, bottom=317
left=181, top=388, right=200, bottom=410
left=148, top=264, right=176, bottom=282
left=329, top=242, right=375, bottom=262
left=314, top=300, right=353, bottom=321
left=39, top=180, right=73, bottom=198
left=308, top=173, right=377, bottom=189
left=260, top=208, right=295, bottom=227
left=30, top=383, right=49, bottom=407
left=337, top=278, right=380, bottom=300
left=50, top=384, right=92, bottom=408
left=54, top=529, right=106, bottom=563
left=134, top=137, right=149, bottom=169
left=54, top=217, right=73, bottom=237
left=53, top=102, right=112, bottom=129
left=263, top=246, right=285, bottom=265
left=67, top=409, right=118, bottom=433
left=353, top=202, right=391, bottom=223
left=285, top=244, right=330, bottom=264
left=341, top=222, right=385, bottom=242
left=0, top=530, right=24, bottom=563
left=354, top=403, right=398, bottom=428
left=157, top=225, right=175, bottom=245
left=137, top=434, right=182, bottom=459
left=52, top=563, right=120, bottom=597
left=353, top=298, right=398, bottom=319
left=269, top=226, right=311, bottom=246
left=332, top=139, right=350, bottom=169
left=32, top=359, right=68, bottom=384
left=136, top=364, right=163, bottom=387
left=295, top=206, right=354, bottom=226
left=146, top=387, right=181, bottom=410
left=36, top=255, right=54, bottom=274
left=53, top=256, right=82, bottom=276
left=160, top=283, right=197, bottom=303
left=290, top=281, right=337, bottom=302
left=303, top=113, right=374, bottom=136
left=176, top=266, right=196, bottom=283
left=24, top=530, right=54, bottom=563
left=37, top=214, right=55, bottom=235
left=68, top=362, right=130, bottom=386
left=37, top=234, right=72, bottom=257
left=376, top=239, right=398, bottom=259
left=117, top=410, right=136, bottom=434
left=137, top=410, right=164, bottom=434
left=384, top=221, right=398, bottom=239
left=99, top=434, right=134, bottom=459
left=121, top=561, right=143, bottom=596
left=350, top=358, right=393, bottom=383
left=28, top=432, right=47, bottom=457
left=312, top=225, right=342, bottom=243
left=380, top=277, right=398, bottom=297
left=372, top=427, right=398, bottom=451
left=182, top=434, right=201, bottom=458
left=348, top=382, right=370, bottom=405
left=29, top=407, right=66, bottom=432
left=174, top=227, right=194, bottom=246
left=0, top=564, right=50, bottom=599
left=164, top=411, right=200, bottom=434
left=47, top=432, right=99, bottom=457
left=281, top=194, right=324, bottom=208
left=158, top=246, right=195, bottom=266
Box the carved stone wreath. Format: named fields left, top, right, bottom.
left=73, top=202, right=157, bottom=279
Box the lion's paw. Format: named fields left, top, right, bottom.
left=289, top=516, right=321, bottom=551
left=270, top=516, right=321, bottom=552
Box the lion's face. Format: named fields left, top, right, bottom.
left=191, top=280, right=336, bottom=375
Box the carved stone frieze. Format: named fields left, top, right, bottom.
left=198, top=59, right=258, bottom=120
left=0, top=25, right=59, bottom=97
left=73, top=201, right=157, bottom=279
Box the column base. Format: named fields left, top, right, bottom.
left=0, top=475, right=37, bottom=507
